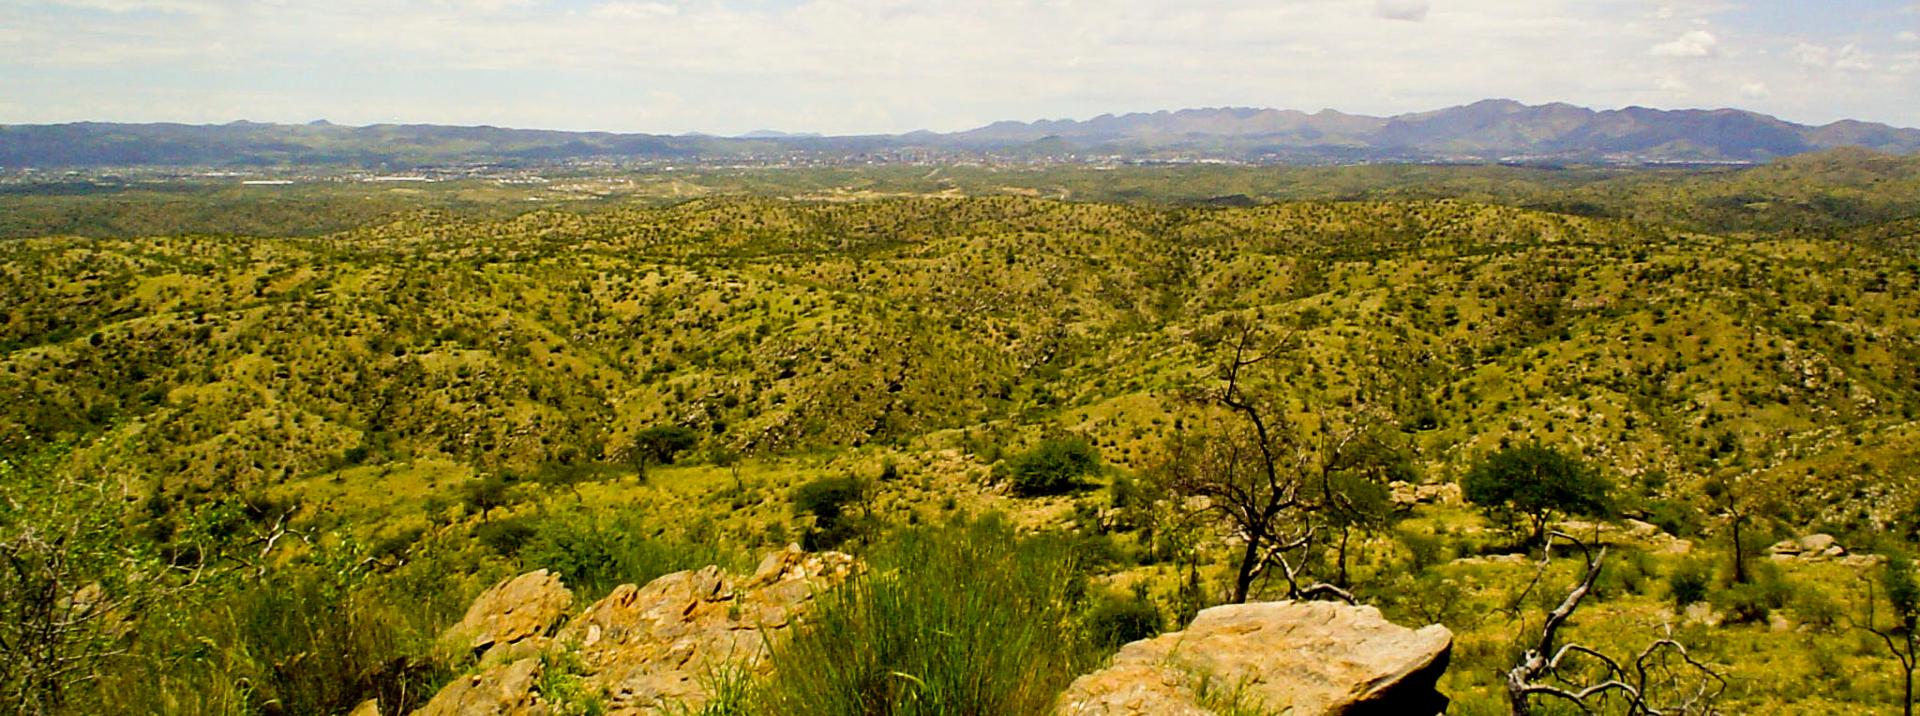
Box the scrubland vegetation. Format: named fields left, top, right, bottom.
left=4, top=149, right=1920, bottom=714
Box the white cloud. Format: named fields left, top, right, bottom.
left=1898, top=31, right=1918, bottom=43
left=1651, top=29, right=1717, bottom=58
left=1740, top=81, right=1770, bottom=99
left=1793, top=42, right=1874, bottom=71
left=1375, top=0, right=1429, bottom=22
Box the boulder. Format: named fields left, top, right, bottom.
left=1055, top=600, right=1452, bottom=716
left=1767, top=534, right=1847, bottom=562
left=1799, top=534, right=1838, bottom=553
left=444, top=570, right=572, bottom=656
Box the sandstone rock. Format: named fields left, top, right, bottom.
left=564, top=549, right=856, bottom=713
left=416, top=547, right=857, bottom=716
left=1799, top=534, right=1838, bottom=553
left=1056, top=601, right=1452, bottom=716
left=445, top=570, right=572, bottom=655
left=1843, top=554, right=1889, bottom=569
left=1621, top=519, right=1661, bottom=539
left=1767, top=534, right=1847, bottom=563
left=414, top=656, right=545, bottom=716
left=347, top=699, right=380, bottom=716
left=1389, top=482, right=1461, bottom=507
left=1682, top=602, right=1721, bottom=627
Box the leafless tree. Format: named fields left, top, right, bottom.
left=1154, top=319, right=1384, bottom=604
left=1504, top=532, right=1726, bottom=716
left=1853, top=554, right=1919, bottom=716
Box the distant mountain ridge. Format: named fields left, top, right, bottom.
left=962, top=100, right=1920, bottom=161
left=3, top=100, right=1917, bottom=168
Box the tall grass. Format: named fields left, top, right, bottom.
left=77, top=565, right=462, bottom=716
left=753, top=515, right=1101, bottom=716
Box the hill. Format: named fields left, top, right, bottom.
left=6, top=167, right=1920, bottom=714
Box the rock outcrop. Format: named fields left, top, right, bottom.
left=443, top=569, right=573, bottom=660
left=1055, top=600, right=1452, bottom=716
left=1769, top=533, right=1848, bottom=562
left=414, top=545, right=856, bottom=716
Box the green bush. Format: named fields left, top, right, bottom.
left=1645, top=499, right=1703, bottom=538
left=475, top=517, right=539, bottom=555
left=514, top=510, right=741, bottom=600
left=1714, top=562, right=1792, bottom=625
left=1084, top=595, right=1162, bottom=649
left=1006, top=438, right=1100, bottom=497
left=1667, top=559, right=1712, bottom=607
left=756, top=516, right=1102, bottom=715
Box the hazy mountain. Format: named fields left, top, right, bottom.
left=3, top=100, right=1917, bottom=168
left=967, top=99, right=1920, bottom=161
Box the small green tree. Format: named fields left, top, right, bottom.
left=1006, top=437, right=1100, bottom=497
left=631, top=425, right=699, bottom=479
left=793, top=476, right=867, bottom=550
left=460, top=474, right=514, bottom=520
left=1461, top=443, right=1610, bottom=546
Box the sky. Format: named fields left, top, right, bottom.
left=1, top=0, right=1917, bottom=135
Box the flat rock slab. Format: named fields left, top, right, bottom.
left=1056, top=600, right=1452, bottom=716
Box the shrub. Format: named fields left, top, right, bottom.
left=1007, top=438, right=1100, bottom=497
left=475, top=518, right=539, bottom=555
left=1645, top=499, right=1703, bottom=538
left=1717, top=583, right=1774, bottom=625
left=1084, top=595, right=1162, bottom=649
left=514, top=511, right=741, bottom=600
left=1667, top=559, right=1712, bottom=607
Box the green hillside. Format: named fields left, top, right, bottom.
left=5, top=161, right=1920, bottom=714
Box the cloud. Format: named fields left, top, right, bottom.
left=1375, top=0, right=1429, bottom=22
left=1899, top=31, right=1918, bottom=43
left=1651, top=29, right=1717, bottom=58
left=1740, top=81, right=1770, bottom=99
left=1793, top=42, right=1874, bottom=71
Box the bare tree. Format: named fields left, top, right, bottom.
left=1504, top=532, right=1725, bottom=716
left=1854, top=552, right=1919, bottom=716
left=1154, top=319, right=1384, bottom=604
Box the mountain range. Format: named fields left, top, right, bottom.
left=4, top=99, right=1918, bottom=168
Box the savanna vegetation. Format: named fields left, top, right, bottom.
left=3, top=149, right=1920, bottom=714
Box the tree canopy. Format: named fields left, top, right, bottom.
left=1461, top=442, right=1611, bottom=545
